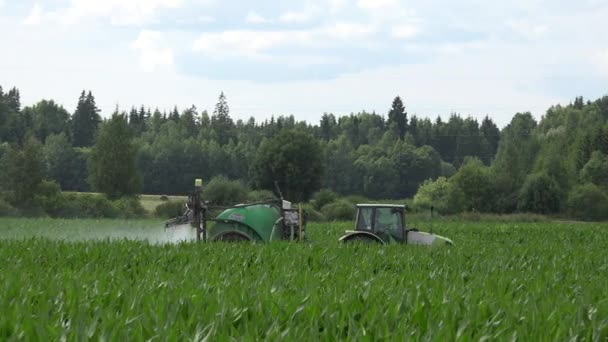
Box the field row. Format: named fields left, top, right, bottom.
left=0, top=219, right=607, bottom=340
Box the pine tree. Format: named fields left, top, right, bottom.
left=72, top=90, right=101, bottom=147
left=211, top=92, right=235, bottom=145
left=128, top=107, right=139, bottom=132
left=387, top=96, right=408, bottom=139
left=6, top=87, right=21, bottom=113
left=170, top=106, right=180, bottom=122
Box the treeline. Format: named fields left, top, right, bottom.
left=413, top=96, right=608, bottom=220
left=0, top=86, right=499, bottom=197
left=1, top=83, right=608, bottom=220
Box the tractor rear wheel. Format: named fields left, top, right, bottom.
left=211, top=231, right=252, bottom=242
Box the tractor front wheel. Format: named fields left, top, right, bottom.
left=343, top=235, right=382, bottom=244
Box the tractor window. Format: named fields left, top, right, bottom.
left=374, top=208, right=404, bottom=240
left=356, top=207, right=373, bottom=231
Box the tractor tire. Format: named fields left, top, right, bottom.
left=211, top=231, right=252, bottom=242
left=344, top=235, right=381, bottom=244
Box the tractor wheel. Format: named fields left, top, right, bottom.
left=211, top=231, right=252, bottom=242
left=344, top=235, right=381, bottom=244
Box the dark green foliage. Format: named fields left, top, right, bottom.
left=0, top=137, right=46, bottom=207
left=211, top=92, right=235, bottom=146
left=154, top=200, right=186, bottom=219
left=450, top=158, right=494, bottom=212
left=44, top=133, right=80, bottom=191
left=44, top=193, right=119, bottom=218
left=491, top=112, right=539, bottom=212
left=479, top=116, right=501, bottom=164
left=567, top=184, right=608, bottom=221
left=517, top=172, right=564, bottom=214
left=71, top=91, right=101, bottom=147
left=413, top=177, right=463, bottom=215
left=321, top=200, right=355, bottom=221
left=387, top=96, right=408, bottom=138
left=301, top=203, right=326, bottom=222
left=312, top=189, right=338, bottom=211
left=322, top=135, right=358, bottom=194
left=24, top=100, right=71, bottom=142
left=580, top=151, right=608, bottom=188
left=5, top=84, right=608, bottom=220
left=246, top=190, right=275, bottom=202
left=204, top=176, right=248, bottom=206
left=88, top=114, right=142, bottom=199
left=35, top=180, right=62, bottom=209
left=343, top=195, right=369, bottom=205
left=0, top=198, right=18, bottom=216
left=42, top=193, right=147, bottom=219
left=252, top=130, right=323, bottom=202
left=113, top=198, right=147, bottom=219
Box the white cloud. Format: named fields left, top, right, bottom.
left=278, top=5, right=320, bottom=23
left=131, top=30, right=174, bottom=72
left=506, top=19, right=548, bottom=39
left=245, top=11, right=267, bottom=24
left=193, top=30, right=313, bottom=57
left=592, top=49, right=608, bottom=77
left=357, top=0, right=398, bottom=10
left=279, top=11, right=312, bottom=23
left=323, top=22, right=376, bottom=40
left=391, top=24, right=419, bottom=39
left=329, top=0, right=349, bottom=13
left=192, top=22, right=377, bottom=58
left=198, top=15, right=214, bottom=23
left=60, top=0, right=182, bottom=26
left=23, top=3, right=43, bottom=26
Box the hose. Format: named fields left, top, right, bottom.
left=270, top=217, right=284, bottom=242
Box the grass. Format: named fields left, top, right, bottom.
left=0, top=218, right=607, bottom=340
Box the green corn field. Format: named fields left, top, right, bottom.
left=1, top=218, right=607, bottom=340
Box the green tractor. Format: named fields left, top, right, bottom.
left=339, top=204, right=453, bottom=246
left=165, top=179, right=306, bottom=243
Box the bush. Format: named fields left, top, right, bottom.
left=0, top=198, right=18, bottom=217
left=567, top=183, right=608, bottom=221
left=36, top=180, right=62, bottom=215
left=517, top=172, right=564, bottom=214
left=413, top=177, right=464, bottom=215
left=47, top=193, right=119, bottom=219
left=321, top=200, right=355, bottom=221
left=580, top=151, right=608, bottom=188
left=450, top=158, right=494, bottom=212
left=246, top=190, right=275, bottom=202
left=160, top=195, right=169, bottom=201
left=205, top=176, right=248, bottom=206
left=113, top=197, right=147, bottom=219
left=301, top=204, right=326, bottom=222
left=312, top=189, right=338, bottom=210
left=343, top=195, right=369, bottom=206
left=155, top=200, right=186, bottom=219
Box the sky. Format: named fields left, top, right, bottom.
left=1, top=0, right=607, bottom=127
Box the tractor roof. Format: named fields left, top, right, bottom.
left=356, top=204, right=406, bottom=209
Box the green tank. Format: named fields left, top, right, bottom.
left=209, top=204, right=286, bottom=242
left=164, top=179, right=305, bottom=243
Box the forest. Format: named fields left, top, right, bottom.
left=1, top=84, right=608, bottom=220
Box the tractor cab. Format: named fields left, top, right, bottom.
left=354, top=204, right=405, bottom=243
left=339, top=203, right=454, bottom=246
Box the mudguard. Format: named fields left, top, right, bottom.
left=407, top=230, right=454, bottom=246
left=339, top=231, right=385, bottom=244
left=210, top=230, right=255, bottom=242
